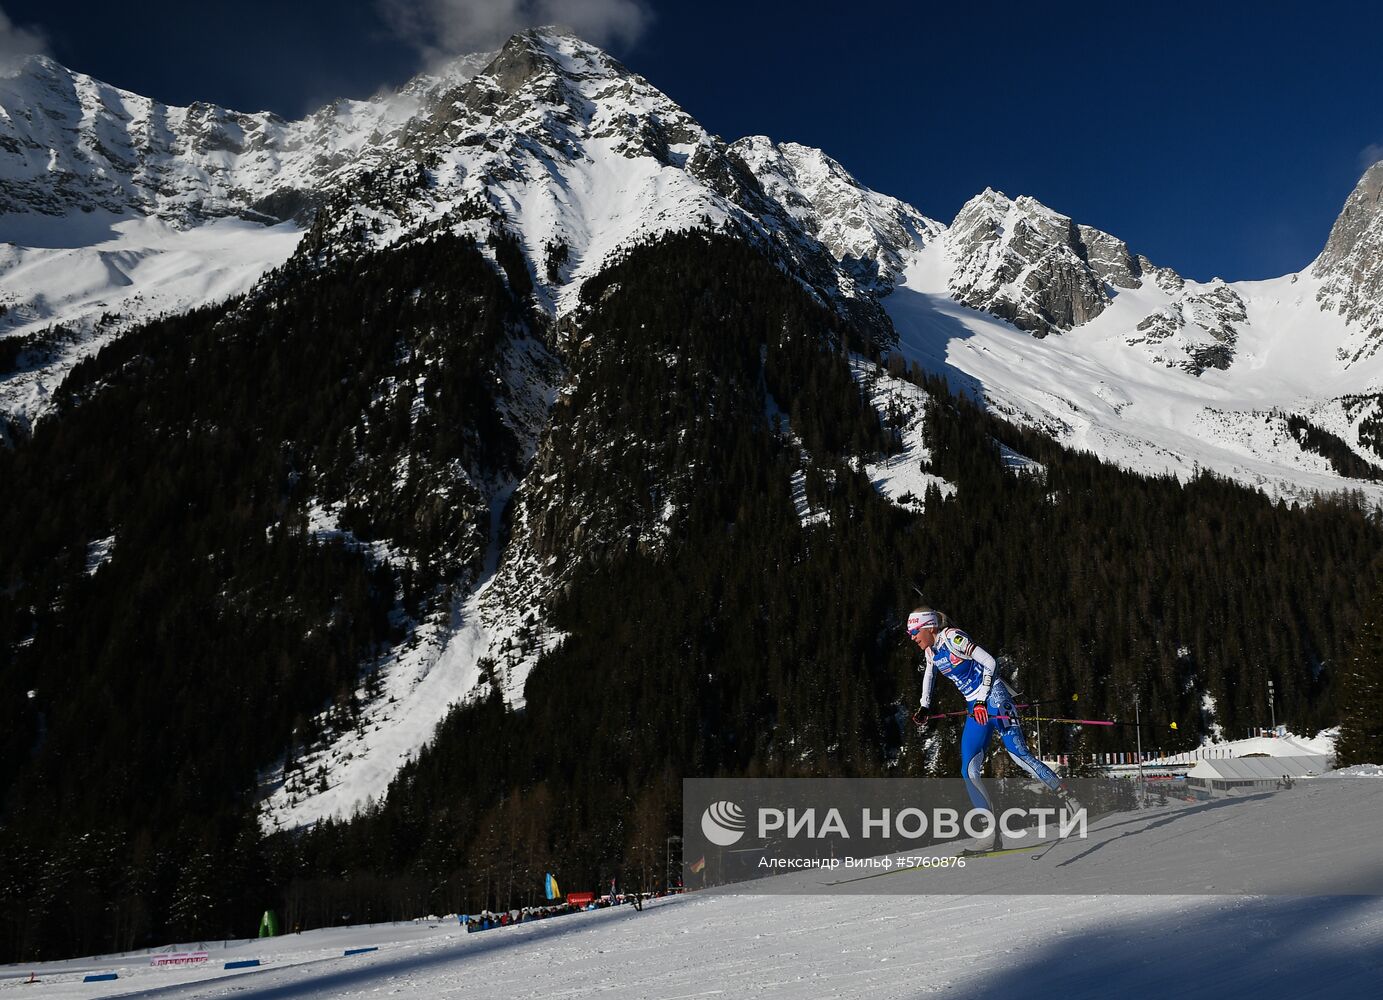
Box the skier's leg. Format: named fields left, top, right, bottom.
left=992, top=686, right=1064, bottom=791
left=959, top=713, right=995, bottom=811
left=998, top=724, right=1064, bottom=789
left=960, top=712, right=1003, bottom=850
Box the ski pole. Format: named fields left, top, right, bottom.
left=925, top=703, right=1039, bottom=719
left=924, top=711, right=1116, bottom=727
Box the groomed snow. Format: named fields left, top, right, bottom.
left=12, top=776, right=1382, bottom=999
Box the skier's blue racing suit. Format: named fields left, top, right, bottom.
left=919, top=628, right=1064, bottom=811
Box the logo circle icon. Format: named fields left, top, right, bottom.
left=700, top=800, right=746, bottom=846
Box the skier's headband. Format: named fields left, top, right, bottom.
left=906, top=610, right=941, bottom=636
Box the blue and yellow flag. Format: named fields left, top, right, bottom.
left=544, top=873, right=560, bottom=900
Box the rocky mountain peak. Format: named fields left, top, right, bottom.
left=946, top=189, right=1134, bottom=337
left=729, top=135, right=942, bottom=292
left=399, top=50, right=496, bottom=99
left=1319, top=160, right=1383, bottom=262
left=456, top=26, right=641, bottom=109
left=483, top=28, right=570, bottom=97
left=1313, top=160, right=1383, bottom=364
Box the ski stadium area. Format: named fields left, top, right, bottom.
left=5, top=764, right=1379, bottom=1000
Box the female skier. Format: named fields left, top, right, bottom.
left=907, top=607, right=1079, bottom=851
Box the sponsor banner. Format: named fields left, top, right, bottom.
left=150, top=951, right=209, bottom=967
left=683, top=777, right=1383, bottom=896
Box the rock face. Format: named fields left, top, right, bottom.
left=729, top=136, right=942, bottom=292
left=939, top=188, right=1266, bottom=375
left=1314, top=160, right=1383, bottom=364
left=945, top=189, right=1142, bottom=338
left=1125, top=280, right=1248, bottom=375
left=0, top=54, right=486, bottom=223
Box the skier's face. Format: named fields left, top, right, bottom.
left=910, top=626, right=935, bottom=651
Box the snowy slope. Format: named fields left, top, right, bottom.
left=0, top=47, right=503, bottom=430
left=13, top=775, right=1383, bottom=999
left=0, top=212, right=302, bottom=430
left=884, top=233, right=1383, bottom=502
left=852, top=356, right=956, bottom=512
left=291, top=27, right=890, bottom=326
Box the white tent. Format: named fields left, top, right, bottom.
left=1146, top=732, right=1335, bottom=768
left=1186, top=754, right=1331, bottom=791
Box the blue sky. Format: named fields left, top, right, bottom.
left=7, top=0, right=1381, bottom=281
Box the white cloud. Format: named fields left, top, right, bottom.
left=1359, top=143, right=1383, bottom=172
left=0, top=6, right=49, bottom=74
left=379, top=0, right=651, bottom=68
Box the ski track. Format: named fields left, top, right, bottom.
left=11, top=779, right=1381, bottom=1000
left=11, top=893, right=1377, bottom=1000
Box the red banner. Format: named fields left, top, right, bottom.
left=567, top=891, right=595, bottom=906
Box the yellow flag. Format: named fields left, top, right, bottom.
left=1170, top=721, right=1178, bottom=730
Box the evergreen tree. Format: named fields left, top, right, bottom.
left=1336, top=578, right=1383, bottom=766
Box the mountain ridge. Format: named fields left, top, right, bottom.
left=3, top=28, right=1383, bottom=505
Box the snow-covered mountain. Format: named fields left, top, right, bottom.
left=0, top=48, right=498, bottom=432
left=729, top=135, right=943, bottom=292
left=882, top=173, right=1383, bottom=500
left=5, top=28, right=1381, bottom=492
left=1314, top=159, right=1383, bottom=366
left=0, top=29, right=891, bottom=432
left=5, top=27, right=1383, bottom=829
left=0, top=51, right=496, bottom=223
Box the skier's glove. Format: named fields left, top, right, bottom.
left=912, top=705, right=932, bottom=733
left=971, top=704, right=989, bottom=725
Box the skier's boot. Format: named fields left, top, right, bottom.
left=960, top=824, right=1004, bottom=857
left=1058, top=785, right=1084, bottom=817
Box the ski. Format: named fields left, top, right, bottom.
left=958, top=845, right=1038, bottom=859
left=816, top=863, right=926, bottom=886
left=1031, top=829, right=1079, bottom=861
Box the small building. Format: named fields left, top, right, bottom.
left=1185, top=754, right=1331, bottom=793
